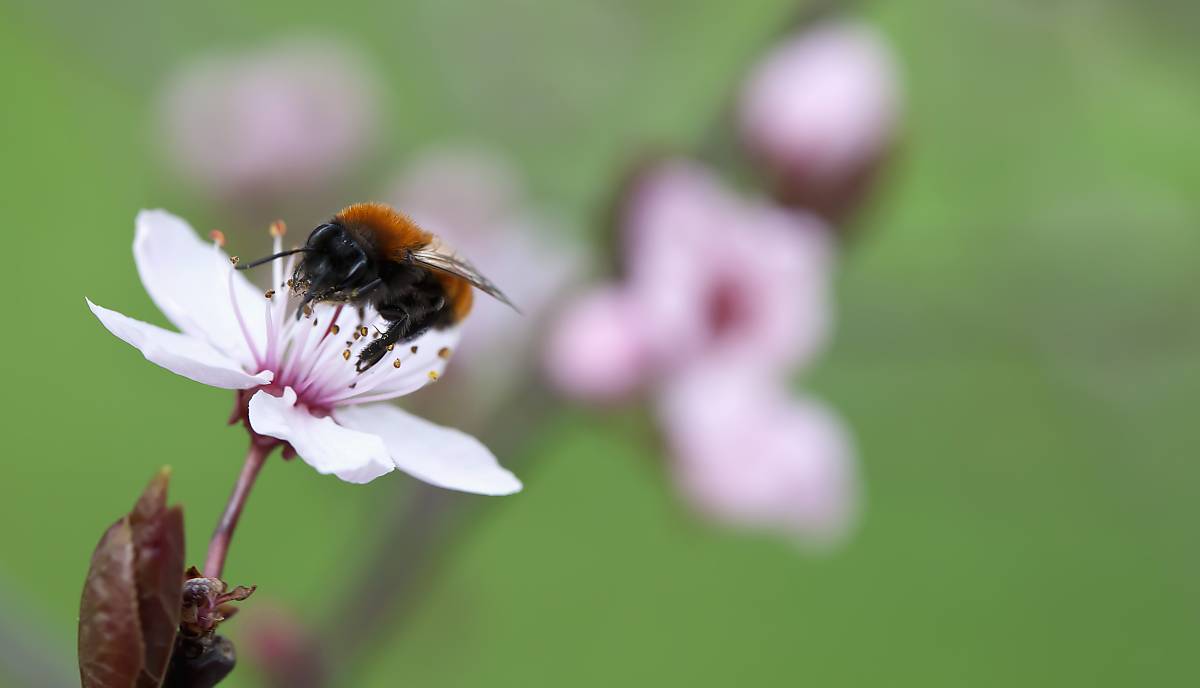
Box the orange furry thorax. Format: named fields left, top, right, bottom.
left=336, top=202, right=432, bottom=259
left=334, top=202, right=474, bottom=322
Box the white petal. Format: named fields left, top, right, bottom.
left=247, top=388, right=394, bottom=484
left=88, top=299, right=272, bottom=389
left=335, top=403, right=521, bottom=495
left=326, top=326, right=462, bottom=406
left=133, top=209, right=267, bottom=366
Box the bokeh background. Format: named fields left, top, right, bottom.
left=2, top=0, right=1199, bottom=686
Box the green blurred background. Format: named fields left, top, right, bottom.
left=2, top=0, right=1198, bottom=685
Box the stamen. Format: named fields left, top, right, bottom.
left=209, top=230, right=226, bottom=247
left=226, top=268, right=262, bottom=366
left=269, top=220, right=287, bottom=237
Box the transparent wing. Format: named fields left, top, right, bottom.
left=410, top=240, right=519, bottom=312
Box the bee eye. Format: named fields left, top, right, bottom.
left=307, top=223, right=340, bottom=248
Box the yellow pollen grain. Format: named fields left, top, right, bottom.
left=353, top=332, right=360, bottom=341
left=427, top=370, right=440, bottom=381
left=411, top=345, right=419, bottom=354
left=331, top=325, right=340, bottom=335
left=437, top=347, right=451, bottom=359
left=359, top=326, right=369, bottom=337
left=393, top=359, right=402, bottom=369
left=386, top=344, right=395, bottom=351
left=264, top=289, right=275, bottom=299
left=342, top=350, right=351, bottom=361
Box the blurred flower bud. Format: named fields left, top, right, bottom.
left=738, top=20, right=900, bottom=224
left=160, top=37, right=380, bottom=204
left=544, top=285, right=649, bottom=403
left=243, top=604, right=328, bottom=688
left=658, top=366, right=858, bottom=546
left=79, top=469, right=184, bottom=688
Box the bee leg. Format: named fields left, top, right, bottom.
left=347, top=278, right=383, bottom=299
left=356, top=313, right=407, bottom=373
left=294, top=292, right=318, bottom=320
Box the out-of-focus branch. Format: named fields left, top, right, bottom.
left=313, top=382, right=556, bottom=685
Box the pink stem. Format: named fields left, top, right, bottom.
left=205, top=444, right=272, bottom=578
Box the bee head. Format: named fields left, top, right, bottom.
left=292, top=222, right=374, bottom=298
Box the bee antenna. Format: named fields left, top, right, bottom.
left=234, top=247, right=314, bottom=271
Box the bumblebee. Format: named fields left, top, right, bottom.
left=238, top=202, right=514, bottom=372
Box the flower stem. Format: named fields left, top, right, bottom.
left=205, top=444, right=271, bottom=578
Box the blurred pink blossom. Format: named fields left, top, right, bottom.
left=545, top=160, right=833, bottom=402
left=659, top=365, right=857, bottom=544
left=242, top=604, right=326, bottom=688
left=545, top=159, right=857, bottom=544
left=544, top=285, right=648, bottom=402
left=160, top=37, right=381, bottom=202
left=738, top=20, right=900, bottom=221
left=386, top=149, right=582, bottom=416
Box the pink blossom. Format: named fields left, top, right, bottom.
left=738, top=20, right=900, bottom=220
left=659, top=365, right=857, bottom=544
left=160, top=37, right=380, bottom=202
left=622, top=160, right=834, bottom=373
left=544, top=286, right=648, bottom=402
left=546, top=159, right=856, bottom=544
left=546, top=160, right=834, bottom=402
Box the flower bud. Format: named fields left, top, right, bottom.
left=738, top=20, right=900, bottom=224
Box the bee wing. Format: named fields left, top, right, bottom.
left=410, top=240, right=520, bottom=312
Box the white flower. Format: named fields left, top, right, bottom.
left=88, top=210, right=521, bottom=494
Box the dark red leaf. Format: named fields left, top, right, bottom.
left=79, top=469, right=187, bottom=688
left=129, top=470, right=186, bottom=688
left=79, top=517, right=144, bottom=688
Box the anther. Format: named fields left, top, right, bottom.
left=437, top=347, right=451, bottom=359
left=209, top=230, right=227, bottom=247
left=269, top=220, right=287, bottom=237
